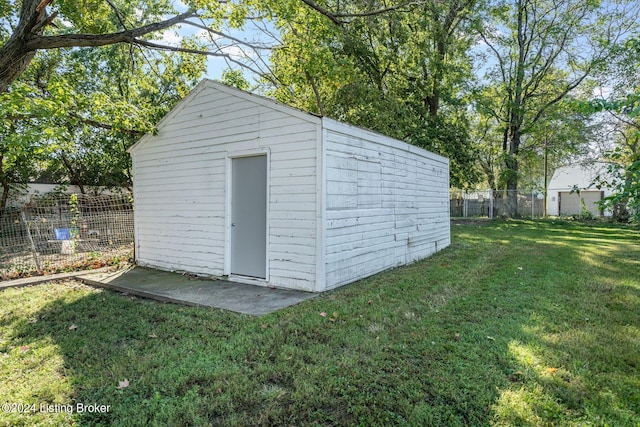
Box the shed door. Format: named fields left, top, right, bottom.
left=231, top=155, right=267, bottom=278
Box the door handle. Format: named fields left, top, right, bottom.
left=231, top=223, right=236, bottom=227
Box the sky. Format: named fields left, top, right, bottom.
left=162, top=1, right=276, bottom=82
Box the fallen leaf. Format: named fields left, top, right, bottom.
left=454, top=333, right=461, bottom=341
left=116, top=379, right=130, bottom=389
left=546, top=367, right=558, bottom=374
left=149, top=334, right=158, bottom=339
left=320, top=312, right=327, bottom=317
left=68, top=324, right=78, bottom=331
left=19, top=345, right=30, bottom=353
left=487, top=336, right=496, bottom=341
left=260, top=324, right=268, bottom=329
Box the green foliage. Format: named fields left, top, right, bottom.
left=597, top=157, right=640, bottom=223
left=410, top=115, right=481, bottom=188
left=476, top=0, right=638, bottom=215
left=265, top=0, right=482, bottom=188
left=220, top=69, right=251, bottom=91
left=583, top=94, right=640, bottom=119
left=583, top=32, right=640, bottom=222
left=0, top=11, right=206, bottom=192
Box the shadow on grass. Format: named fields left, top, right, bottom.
left=2, top=221, right=639, bottom=426
left=455, top=220, right=640, bottom=425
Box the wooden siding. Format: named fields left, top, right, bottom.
left=131, top=81, right=320, bottom=291
left=131, top=80, right=451, bottom=292
left=322, top=119, right=450, bottom=290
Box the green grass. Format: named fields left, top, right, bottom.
left=1, top=220, right=638, bottom=426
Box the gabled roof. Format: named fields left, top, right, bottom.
left=128, top=79, right=321, bottom=154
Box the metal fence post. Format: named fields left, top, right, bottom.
left=463, top=193, right=468, bottom=218
left=489, top=192, right=494, bottom=219
left=532, top=191, right=534, bottom=220
left=21, top=210, right=42, bottom=271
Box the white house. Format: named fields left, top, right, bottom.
left=547, top=162, right=614, bottom=217
left=8, top=184, right=124, bottom=207
left=128, top=80, right=450, bottom=292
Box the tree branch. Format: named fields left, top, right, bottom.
left=104, top=0, right=128, bottom=30
left=182, top=20, right=273, bottom=51
left=131, top=38, right=277, bottom=84
left=2, top=113, right=145, bottom=136
left=298, top=0, right=427, bottom=25
left=24, top=10, right=197, bottom=51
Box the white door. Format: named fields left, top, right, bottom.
left=231, top=155, right=267, bottom=278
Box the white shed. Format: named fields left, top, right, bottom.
left=546, top=162, right=614, bottom=217
left=128, top=80, right=450, bottom=292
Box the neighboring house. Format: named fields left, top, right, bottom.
left=128, top=80, right=450, bottom=292
left=5, top=184, right=125, bottom=208
left=14, top=183, right=84, bottom=202
left=546, top=162, right=615, bottom=217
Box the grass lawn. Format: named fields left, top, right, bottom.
left=1, top=220, right=638, bottom=426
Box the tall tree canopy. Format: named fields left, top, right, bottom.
left=0, top=0, right=411, bottom=204
left=2, top=0, right=640, bottom=216
left=585, top=35, right=640, bottom=222
left=477, top=0, right=639, bottom=216
left=265, top=0, right=482, bottom=188
left=0, top=0, right=210, bottom=207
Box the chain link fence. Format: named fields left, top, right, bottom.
left=1, top=193, right=134, bottom=280
left=450, top=190, right=545, bottom=219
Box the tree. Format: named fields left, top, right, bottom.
left=0, top=121, right=43, bottom=211
left=266, top=0, right=482, bottom=187
left=580, top=33, right=640, bottom=222
left=0, top=6, right=207, bottom=200
left=0, top=0, right=197, bottom=92
left=478, top=0, right=639, bottom=216
left=3, top=0, right=444, bottom=203
left=0, top=0, right=416, bottom=92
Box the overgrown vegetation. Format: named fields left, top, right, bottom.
left=1, top=221, right=638, bottom=426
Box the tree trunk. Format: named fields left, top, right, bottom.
left=0, top=152, right=8, bottom=215
left=0, top=182, right=9, bottom=216
left=0, top=0, right=195, bottom=92
left=0, top=41, right=38, bottom=93
left=505, top=166, right=519, bottom=218
left=0, top=0, right=52, bottom=92
left=504, top=129, right=521, bottom=218
left=61, top=153, right=86, bottom=194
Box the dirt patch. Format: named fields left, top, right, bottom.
left=0, top=245, right=132, bottom=281
left=451, top=218, right=497, bottom=226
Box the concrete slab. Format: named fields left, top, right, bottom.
left=78, top=266, right=317, bottom=316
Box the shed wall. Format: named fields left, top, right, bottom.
left=322, top=119, right=450, bottom=290
left=131, top=83, right=320, bottom=291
